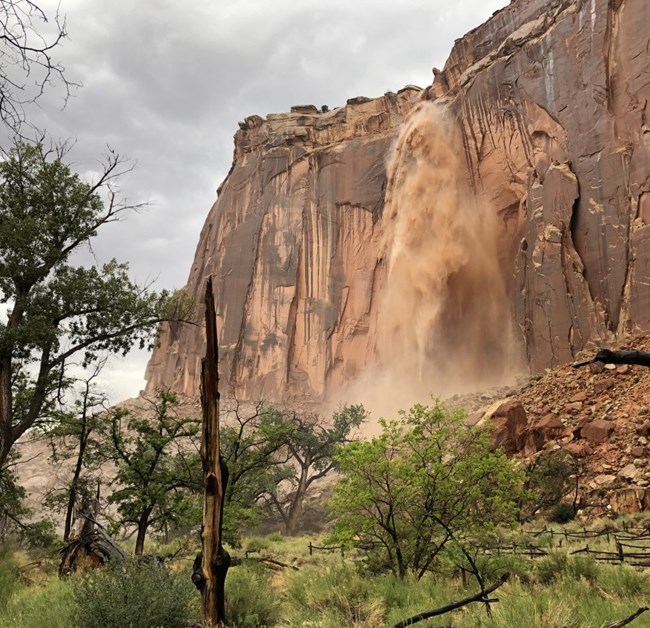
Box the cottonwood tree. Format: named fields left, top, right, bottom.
left=219, top=399, right=293, bottom=544
left=0, top=141, right=191, bottom=471
left=330, top=401, right=524, bottom=579
left=102, top=390, right=201, bottom=556
left=263, top=404, right=367, bottom=535
left=0, top=0, right=73, bottom=130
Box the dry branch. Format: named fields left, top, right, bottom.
left=390, top=573, right=510, bottom=628
left=605, top=607, right=649, bottom=628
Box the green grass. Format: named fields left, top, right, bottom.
left=2, top=529, right=650, bottom=627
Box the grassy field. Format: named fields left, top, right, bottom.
left=2, top=521, right=650, bottom=627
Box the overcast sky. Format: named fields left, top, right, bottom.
left=15, top=0, right=510, bottom=402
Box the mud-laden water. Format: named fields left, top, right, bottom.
left=348, top=102, right=521, bottom=420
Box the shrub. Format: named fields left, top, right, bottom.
left=225, top=563, right=281, bottom=627
left=73, top=558, right=195, bottom=628
left=285, top=563, right=386, bottom=626
left=549, top=503, right=576, bottom=524
left=0, top=548, right=21, bottom=613
left=536, top=552, right=600, bottom=585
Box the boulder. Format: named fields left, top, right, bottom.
left=609, top=488, right=650, bottom=515
left=581, top=420, right=614, bottom=445
left=489, top=400, right=528, bottom=455
left=525, top=414, right=565, bottom=455
left=618, top=464, right=642, bottom=482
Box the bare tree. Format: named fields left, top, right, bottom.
left=0, top=0, right=75, bottom=130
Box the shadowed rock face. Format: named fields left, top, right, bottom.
left=146, top=0, right=650, bottom=402
left=435, top=0, right=650, bottom=372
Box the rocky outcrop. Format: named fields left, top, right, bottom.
left=146, top=0, right=650, bottom=403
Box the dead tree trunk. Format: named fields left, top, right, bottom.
left=573, top=349, right=650, bottom=369
left=194, top=277, right=231, bottom=627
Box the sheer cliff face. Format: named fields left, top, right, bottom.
left=146, top=0, right=650, bottom=402
left=435, top=0, right=650, bottom=372
left=146, top=91, right=419, bottom=401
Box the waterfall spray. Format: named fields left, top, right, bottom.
left=367, top=101, right=519, bottom=410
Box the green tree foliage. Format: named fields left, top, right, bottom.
left=330, top=401, right=524, bottom=579
left=43, top=360, right=108, bottom=541
left=220, top=400, right=293, bottom=545
left=262, top=404, right=368, bottom=535
left=101, top=390, right=201, bottom=555
left=0, top=141, right=191, bottom=471
left=218, top=401, right=367, bottom=539
left=0, top=458, right=56, bottom=547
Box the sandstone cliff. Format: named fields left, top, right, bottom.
left=433, top=0, right=650, bottom=373
left=145, top=91, right=420, bottom=401
left=146, top=0, right=650, bottom=404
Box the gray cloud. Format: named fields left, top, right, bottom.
left=15, top=0, right=508, bottom=401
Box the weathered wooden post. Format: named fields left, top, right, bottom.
left=192, top=277, right=231, bottom=626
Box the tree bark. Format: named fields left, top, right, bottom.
left=197, top=277, right=230, bottom=627
left=0, top=358, right=13, bottom=471
left=134, top=508, right=151, bottom=557
left=573, top=349, right=650, bottom=369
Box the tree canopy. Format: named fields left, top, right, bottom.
left=102, top=390, right=201, bottom=556
left=0, top=141, right=190, bottom=470
left=330, top=401, right=524, bottom=579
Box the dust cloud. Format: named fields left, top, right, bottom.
left=345, top=101, right=521, bottom=424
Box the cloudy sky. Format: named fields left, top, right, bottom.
left=14, top=0, right=509, bottom=402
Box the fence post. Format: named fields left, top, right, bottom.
left=308, top=542, right=313, bottom=556
left=617, top=541, right=624, bottom=563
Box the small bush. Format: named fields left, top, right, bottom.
left=285, top=563, right=386, bottom=626
left=549, top=503, right=576, bottom=524
left=74, top=558, right=195, bottom=628
left=536, top=552, right=600, bottom=585
left=0, top=549, right=21, bottom=612
left=225, top=563, right=280, bottom=627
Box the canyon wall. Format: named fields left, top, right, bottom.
left=146, top=0, right=650, bottom=403
left=145, top=91, right=419, bottom=402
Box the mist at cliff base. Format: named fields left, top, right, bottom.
left=339, top=101, right=523, bottom=426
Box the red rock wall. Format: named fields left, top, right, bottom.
left=146, top=0, right=650, bottom=402
left=145, top=92, right=419, bottom=401
left=435, top=0, right=650, bottom=371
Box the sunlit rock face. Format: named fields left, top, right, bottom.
left=146, top=0, right=650, bottom=403
left=145, top=91, right=420, bottom=402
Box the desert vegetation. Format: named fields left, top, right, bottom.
left=3, top=393, right=650, bottom=626
left=2, top=519, right=650, bottom=627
